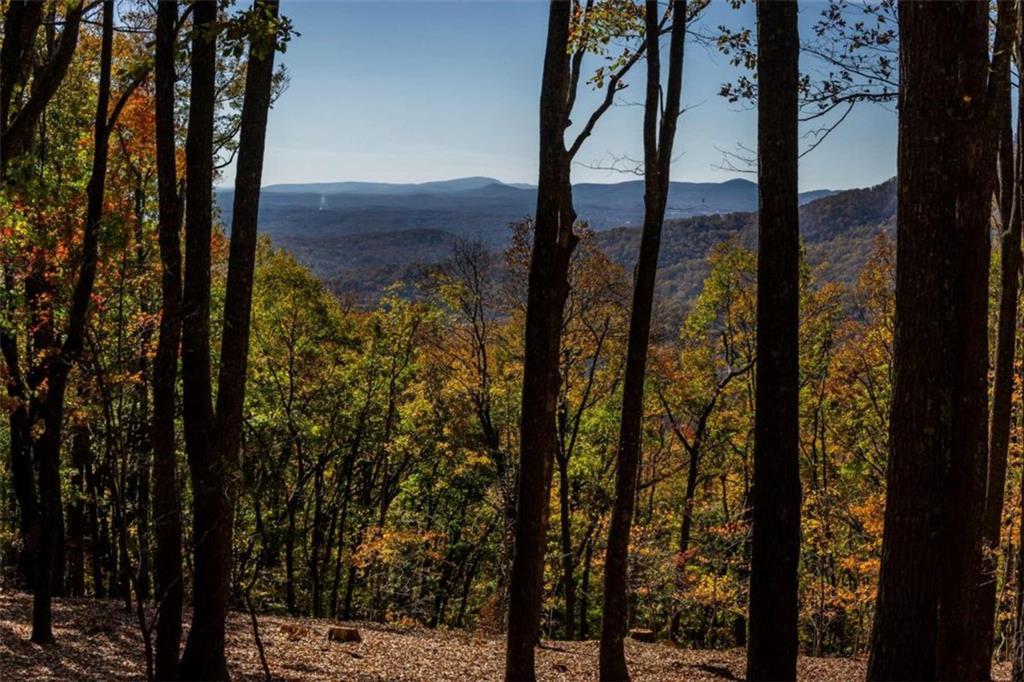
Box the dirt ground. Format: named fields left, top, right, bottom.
left=0, top=590, right=998, bottom=681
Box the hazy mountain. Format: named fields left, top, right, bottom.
left=261, top=176, right=510, bottom=195
left=217, top=176, right=836, bottom=247
left=217, top=176, right=894, bottom=306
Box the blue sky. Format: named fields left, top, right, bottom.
left=244, top=0, right=897, bottom=192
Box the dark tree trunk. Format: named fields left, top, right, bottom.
left=976, top=5, right=1020, bottom=677
left=86, top=454, right=105, bottom=598
left=1016, top=455, right=1024, bottom=682
left=31, top=0, right=113, bottom=644
left=579, top=536, right=593, bottom=640
left=504, top=2, right=576, bottom=679
left=285, top=497, right=299, bottom=614
left=557, top=455, right=576, bottom=640
left=66, top=426, right=89, bottom=597
left=179, top=2, right=280, bottom=677
left=670, top=446, right=700, bottom=643
left=177, top=0, right=222, bottom=675
left=868, top=2, right=997, bottom=679
left=746, top=1, right=801, bottom=680
left=311, top=466, right=326, bottom=617
left=0, top=1, right=44, bottom=149
left=600, top=3, right=686, bottom=679
left=152, top=1, right=184, bottom=678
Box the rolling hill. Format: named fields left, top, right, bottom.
left=216, top=177, right=895, bottom=306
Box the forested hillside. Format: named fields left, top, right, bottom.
left=258, top=178, right=894, bottom=307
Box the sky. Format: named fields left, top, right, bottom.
left=237, top=0, right=898, bottom=192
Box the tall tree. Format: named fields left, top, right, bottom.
left=974, top=3, right=1019, bottom=677
left=28, top=0, right=121, bottom=643
left=599, top=1, right=687, bottom=679
left=178, top=1, right=282, bottom=678
left=868, top=1, right=997, bottom=679
left=505, top=3, right=576, bottom=674
left=152, top=1, right=185, bottom=678
left=746, top=0, right=801, bottom=679
left=506, top=3, right=645, bottom=677
left=0, top=0, right=84, bottom=591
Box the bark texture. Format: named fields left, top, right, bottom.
left=179, top=2, right=280, bottom=678
left=152, top=1, right=185, bottom=678
left=599, top=2, right=687, bottom=679
left=504, top=2, right=576, bottom=680
left=868, top=2, right=996, bottom=679
left=30, top=0, right=114, bottom=643
left=746, top=1, right=801, bottom=679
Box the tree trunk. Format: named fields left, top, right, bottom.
left=976, top=5, right=1020, bottom=677
left=670, top=446, right=700, bottom=643
left=746, top=1, right=801, bottom=680
left=557, top=455, right=576, bottom=640
left=868, top=2, right=996, bottom=679
left=31, top=0, right=113, bottom=643
left=579, top=536, right=593, bottom=640
left=152, top=1, right=185, bottom=677
left=505, top=2, right=576, bottom=679
left=66, top=426, right=89, bottom=597
left=600, top=3, right=686, bottom=679
left=177, top=0, right=223, bottom=674
left=0, top=0, right=83, bottom=608
left=179, top=2, right=280, bottom=677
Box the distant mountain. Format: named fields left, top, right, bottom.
left=217, top=176, right=835, bottom=248
left=261, top=176, right=510, bottom=195
left=218, top=176, right=895, bottom=307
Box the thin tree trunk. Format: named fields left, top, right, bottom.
left=1, top=0, right=83, bottom=598
left=977, top=5, right=1021, bottom=676
left=670, top=447, right=700, bottom=643
left=152, top=1, right=184, bottom=677
left=505, top=2, right=576, bottom=678
left=179, top=3, right=280, bottom=676
left=579, top=536, right=593, bottom=640
left=67, top=426, right=89, bottom=597
left=600, top=3, right=686, bottom=679
left=31, top=0, right=113, bottom=643
left=557, top=455, right=576, bottom=640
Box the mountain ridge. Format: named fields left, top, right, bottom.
left=242, top=177, right=896, bottom=308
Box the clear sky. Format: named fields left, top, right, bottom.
left=241, top=0, right=897, bottom=192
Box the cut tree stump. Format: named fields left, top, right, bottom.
left=280, top=623, right=313, bottom=640
left=327, top=626, right=362, bottom=643
left=629, top=628, right=656, bottom=643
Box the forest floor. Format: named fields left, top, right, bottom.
left=0, top=590, right=1008, bottom=681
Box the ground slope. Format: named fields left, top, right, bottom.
left=4, top=585, right=1003, bottom=675
left=0, top=591, right=900, bottom=681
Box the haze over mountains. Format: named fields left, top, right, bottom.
left=215, top=176, right=895, bottom=306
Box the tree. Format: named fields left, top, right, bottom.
left=0, top=0, right=84, bottom=593
left=178, top=1, right=284, bottom=677
left=976, top=3, right=1021, bottom=676
left=868, top=1, right=998, bottom=678
left=506, top=2, right=644, bottom=677
left=505, top=4, right=578, bottom=675
left=746, top=1, right=801, bottom=679
left=152, top=1, right=185, bottom=678
left=28, top=0, right=129, bottom=643
left=599, top=1, right=687, bottom=678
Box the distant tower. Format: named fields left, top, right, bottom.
left=319, top=194, right=327, bottom=211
